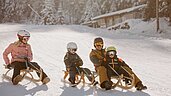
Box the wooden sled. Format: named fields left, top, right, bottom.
left=63, top=67, right=95, bottom=85
left=2, top=64, right=43, bottom=83
left=110, top=74, right=135, bottom=90
left=109, top=65, right=136, bottom=90
left=63, top=70, right=84, bottom=84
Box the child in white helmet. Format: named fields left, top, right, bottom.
left=64, top=42, right=83, bottom=85
left=64, top=42, right=97, bottom=86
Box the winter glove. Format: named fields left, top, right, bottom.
left=101, top=62, right=108, bottom=68
left=24, top=57, right=29, bottom=61
left=66, top=68, right=70, bottom=72
left=99, top=58, right=107, bottom=67
left=5, top=64, right=12, bottom=69
left=71, top=59, right=79, bottom=64
left=75, top=61, right=82, bottom=67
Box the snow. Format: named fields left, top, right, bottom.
left=0, top=19, right=171, bottom=96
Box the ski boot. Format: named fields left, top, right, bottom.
left=68, top=78, right=78, bottom=87
left=105, top=81, right=112, bottom=90
left=135, top=81, right=147, bottom=91
left=12, top=75, right=22, bottom=85
left=42, top=77, right=50, bottom=84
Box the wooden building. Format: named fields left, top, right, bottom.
left=90, top=4, right=147, bottom=28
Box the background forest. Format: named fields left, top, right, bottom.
left=0, top=0, right=171, bottom=25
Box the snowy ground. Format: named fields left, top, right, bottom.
left=0, top=19, right=171, bottom=96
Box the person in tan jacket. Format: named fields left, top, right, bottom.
left=3, top=30, right=50, bottom=85
left=89, top=37, right=112, bottom=90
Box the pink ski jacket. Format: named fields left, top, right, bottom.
left=3, top=41, right=33, bottom=65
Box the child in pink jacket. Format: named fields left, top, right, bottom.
left=3, top=30, right=50, bottom=85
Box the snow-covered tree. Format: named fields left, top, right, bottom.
left=81, top=0, right=101, bottom=22
left=1, top=0, right=32, bottom=23
left=40, top=0, right=57, bottom=25
left=0, top=0, right=5, bottom=23
left=28, top=1, right=44, bottom=24
left=109, top=0, right=119, bottom=12
left=101, top=0, right=111, bottom=14
left=62, top=0, right=86, bottom=24
left=144, top=0, right=171, bottom=23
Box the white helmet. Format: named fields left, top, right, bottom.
left=17, top=30, right=30, bottom=41
left=17, top=30, right=30, bottom=37
left=67, top=42, right=77, bottom=51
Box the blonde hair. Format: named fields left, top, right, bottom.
left=13, top=40, right=29, bottom=46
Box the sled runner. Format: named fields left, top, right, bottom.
left=108, top=65, right=136, bottom=90
left=63, top=70, right=83, bottom=83
left=2, top=63, right=43, bottom=83
left=63, top=67, right=96, bottom=85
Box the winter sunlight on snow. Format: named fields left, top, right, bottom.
left=0, top=21, right=171, bottom=96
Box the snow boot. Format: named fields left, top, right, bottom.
left=104, top=81, right=112, bottom=90
left=68, top=78, right=77, bottom=87
left=68, top=78, right=75, bottom=84
left=135, top=81, right=147, bottom=91
left=42, top=77, right=50, bottom=84
left=12, top=75, right=22, bottom=85
left=136, top=86, right=147, bottom=91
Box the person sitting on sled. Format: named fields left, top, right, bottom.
left=105, top=46, right=147, bottom=91
left=64, top=42, right=97, bottom=85
left=64, top=42, right=83, bottom=85
left=89, top=37, right=113, bottom=90
left=3, top=30, right=50, bottom=85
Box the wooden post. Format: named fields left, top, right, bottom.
left=156, top=0, right=160, bottom=32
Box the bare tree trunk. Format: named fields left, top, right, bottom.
left=156, top=0, right=160, bottom=32
left=0, top=0, right=5, bottom=23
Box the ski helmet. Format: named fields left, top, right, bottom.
left=17, top=30, right=30, bottom=41
left=67, top=42, right=77, bottom=51
left=106, top=46, right=116, bottom=52
left=94, top=37, right=103, bottom=47
left=106, top=46, right=117, bottom=56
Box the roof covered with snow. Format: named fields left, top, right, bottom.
left=92, top=4, right=147, bottom=20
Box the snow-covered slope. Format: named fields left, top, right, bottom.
left=0, top=22, right=171, bottom=96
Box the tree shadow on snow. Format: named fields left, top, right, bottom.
left=0, top=81, right=48, bottom=96
left=59, top=83, right=150, bottom=96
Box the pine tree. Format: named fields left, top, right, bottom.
left=143, top=0, right=156, bottom=21
left=81, top=0, right=101, bottom=22
left=61, top=0, right=86, bottom=24
left=1, top=0, right=32, bottom=23
left=40, top=0, right=57, bottom=25
left=0, top=0, right=5, bottom=23
left=165, top=0, right=171, bottom=24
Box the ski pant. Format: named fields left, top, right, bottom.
left=68, top=67, right=78, bottom=84
left=96, top=66, right=110, bottom=88
left=68, top=66, right=94, bottom=83
left=11, top=61, right=48, bottom=83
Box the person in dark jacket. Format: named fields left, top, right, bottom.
left=64, top=42, right=83, bottom=84
left=106, top=46, right=147, bottom=91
